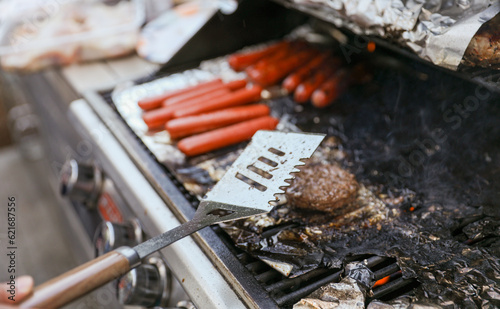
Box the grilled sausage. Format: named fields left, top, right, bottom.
left=142, top=88, right=230, bottom=129
left=294, top=58, right=342, bottom=103
left=228, top=41, right=290, bottom=71
left=173, top=85, right=263, bottom=118
left=166, top=104, right=270, bottom=139
left=177, top=116, right=279, bottom=156
left=163, top=79, right=247, bottom=107
left=311, top=68, right=349, bottom=108
left=138, top=79, right=222, bottom=111
left=257, top=50, right=318, bottom=87
left=282, top=52, right=330, bottom=92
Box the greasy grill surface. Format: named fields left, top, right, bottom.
left=220, top=58, right=500, bottom=306
left=101, top=46, right=500, bottom=307
left=214, top=224, right=416, bottom=307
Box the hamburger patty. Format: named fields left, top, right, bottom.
left=285, top=164, right=359, bottom=215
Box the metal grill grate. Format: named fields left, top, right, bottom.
left=213, top=223, right=418, bottom=308
left=236, top=249, right=418, bottom=307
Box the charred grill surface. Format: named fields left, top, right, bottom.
left=221, top=63, right=500, bottom=307
left=103, top=48, right=500, bottom=308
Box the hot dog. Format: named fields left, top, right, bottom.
left=138, top=79, right=223, bottom=111
left=166, top=104, right=270, bottom=139
left=311, top=68, right=349, bottom=108
left=294, top=58, right=342, bottom=103
left=163, top=79, right=247, bottom=107
left=311, top=63, right=373, bottom=108
left=245, top=47, right=294, bottom=83
left=259, top=50, right=318, bottom=87
left=282, top=52, right=330, bottom=92
left=228, top=41, right=290, bottom=71
left=142, top=88, right=230, bottom=129
left=142, top=107, right=176, bottom=130
left=177, top=116, right=279, bottom=156
left=173, top=85, right=263, bottom=118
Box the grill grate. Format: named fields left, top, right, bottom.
left=237, top=249, right=419, bottom=307
left=215, top=221, right=417, bottom=307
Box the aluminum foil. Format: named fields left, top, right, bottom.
left=111, top=57, right=246, bottom=166
left=285, top=0, right=500, bottom=70
left=293, top=277, right=366, bottom=309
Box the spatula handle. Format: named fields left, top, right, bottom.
left=17, top=247, right=140, bottom=309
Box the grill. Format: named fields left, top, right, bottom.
left=87, top=1, right=500, bottom=308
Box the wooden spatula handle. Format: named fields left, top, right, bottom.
left=17, top=247, right=140, bottom=308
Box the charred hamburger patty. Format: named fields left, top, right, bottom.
left=286, top=164, right=359, bottom=215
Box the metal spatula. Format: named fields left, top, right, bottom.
left=18, top=130, right=325, bottom=309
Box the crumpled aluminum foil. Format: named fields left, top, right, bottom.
left=293, top=277, right=366, bottom=309
left=111, top=57, right=246, bottom=166
left=285, top=0, right=500, bottom=70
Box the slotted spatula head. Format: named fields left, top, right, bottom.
left=201, top=130, right=325, bottom=219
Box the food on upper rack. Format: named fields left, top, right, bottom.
left=285, top=163, right=359, bottom=215
left=463, top=13, right=500, bottom=68
left=1, top=1, right=137, bottom=71
left=138, top=79, right=223, bottom=111
left=166, top=104, right=270, bottom=139
left=310, top=62, right=373, bottom=108
left=177, top=116, right=279, bottom=156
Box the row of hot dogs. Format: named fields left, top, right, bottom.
left=228, top=39, right=371, bottom=107
left=139, top=79, right=277, bottom=156
left=137, top=39, right=371, bottom=157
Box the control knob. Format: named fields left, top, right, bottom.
left=117, top=257, right=171, bottom=307
left=94, top=220, right=142, bottom=257
left=60, top=158, right=102, bottom=208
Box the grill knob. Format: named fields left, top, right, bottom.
left=94, top=220, right=142, bottom=257
left=60, top=159, right=102, bottom=208
left=117, top=257, right=171, bottom=307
